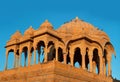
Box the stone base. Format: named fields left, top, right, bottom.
left=0, top=60, right=113, bottom=82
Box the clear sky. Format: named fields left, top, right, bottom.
left=0, top=0, right=120, bottom=80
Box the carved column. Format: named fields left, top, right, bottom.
left=107, top=54, right=112, bottom=76
left=14, top=50, right=19, bottom=68
left=14, top=51, right=16, bottom=68
left=81, top=48, right=86, bottom=70
left=5, top=51, right=8, bottom=70
left=44, top=47, right=48, bottom=62
left=103, top=58, right=106, bottom=76
left=15, top=55, right=19, bottom=68
left=38, top=47, right=40, bottom=63
left=55, top=46, right=58, bottom=61
left=98, top=50, right=103, bottom=75
left=28, top=47, right=31, bottom=66
left=108, top=60, right=111, bottom=76
left=88, top=50, right=93, bottom=72
left=63, top=53, right=67, bottom=64
left=19, top=50, right=22, bottom=67
left=70, top=49, right=74, bottom=66
left=34, top=46, right=37, bottom=64
left=92, top=61, right=96, bottom=73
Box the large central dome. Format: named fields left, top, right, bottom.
left=57, top=17, right=94, bottom=34
left=57, top=17, right=109, bottom=42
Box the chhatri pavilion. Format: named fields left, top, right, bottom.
left=1, top=17, right=115, bottom=82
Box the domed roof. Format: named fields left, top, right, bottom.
left=39, top=20, right=53, bottom=29
left=57, top=17, right=94, bottom=34
left=57, top=17, right=109, bottom=41
left=24, top=26, right=35, bottom=36
left=11, top=31, right=22, bottom=40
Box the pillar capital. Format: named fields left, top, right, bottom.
left=81, top=47, right=86, bottom=56
left=107, top=53, right=112, bottom=62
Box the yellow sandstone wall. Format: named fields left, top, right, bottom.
left=0, top=60, right=113, bottom=82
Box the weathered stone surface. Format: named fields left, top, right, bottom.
left=2, top=17, right=117, bottom=82
left=0, top=60, right=113, bottom=82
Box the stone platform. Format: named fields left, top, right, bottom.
left=0, top=60, right=113, bottom=82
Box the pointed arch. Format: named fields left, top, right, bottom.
left=85, top=48, right=89, bottom=70
left=48, top=41, right=55, bottom=61
left=21, top=46, right=28, bottom=67
left=36, top=40, right=45, bottom=63
left=7, top=49, right=15, bottom=69
left=58, top=47, right=63, bottom=62
left=74, top=47, right=82, bottom=68
left=92, top=48, right=99, bottom=74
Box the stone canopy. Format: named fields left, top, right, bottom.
left=4, top=17, right=115, bottom=81
left=6, top=17, right=115, bottom=55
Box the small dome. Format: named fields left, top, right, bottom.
left=11, top=31, right=22, bottom=40
left=39, top=20, right=53, bottom=29
left=24, top=26, right=35, bottom=36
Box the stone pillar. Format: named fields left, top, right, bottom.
left=44, top=47, right=48, bottom=62
left=88, top=50, right=93, bottom=72
left=103, top=58, right=106, bottom=76
left=15, top=55, right=19, bottom=68
left=107, top=54, right=111, bottom=76
left=28, top=47, right=31, bottom=66
left=99, top=51, right=103, bottom=75
left=92, top=61, right=96, bottom=73
left=34, top=47, right=37, bottom=64
left=63, top=53, right=67, bottom=64
left=81, top=48, right=86, bottom=70
left=38, top=47, right=40, bottom=63
left=69, top=49, right=74, bottom=66
left=5, top=51, right=8, bottom=70
left=14, top=52, right=16, bottom=68
left=108, top=60, right=111, bottom=76
left=19, top=50, right=22, bottom=67
left=55, top=47, right=58, bottom=61
left=70, top=55, right=74, bottom=66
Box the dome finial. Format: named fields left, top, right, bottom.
left=45, top=19, right=48, bottom=22
left=75, top=16, right=79, bottom=20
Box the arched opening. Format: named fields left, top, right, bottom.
left=93, top=48, right=99, bottom=74
left=36, top=41, right=45, bottom=64
left=21, top=47, right=28, bottom=67
left=30, top=47, right=34, bottom=65
left=85, top=48, right=89, bottom=70
left=74, top=47, right=82, bottom=68
left=58, top=47, right=63, bottom=62
left=8, top=49, right=14, bottom=69
left=104, top=49, right=108, bottom=76
left=48, top=41, right=55, bottom=61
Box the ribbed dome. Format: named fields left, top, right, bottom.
left=57, top=17, right=94, bottom=34
left=11, top=31, right=22, bottom=40
left=24, top=26, right=35, bottom=36
left=39, top=20, right=53, bottom=29
left=57, top=17, right=109, bottom=41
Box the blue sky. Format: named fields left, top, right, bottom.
left=0, top=0, right=120, bottom=80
